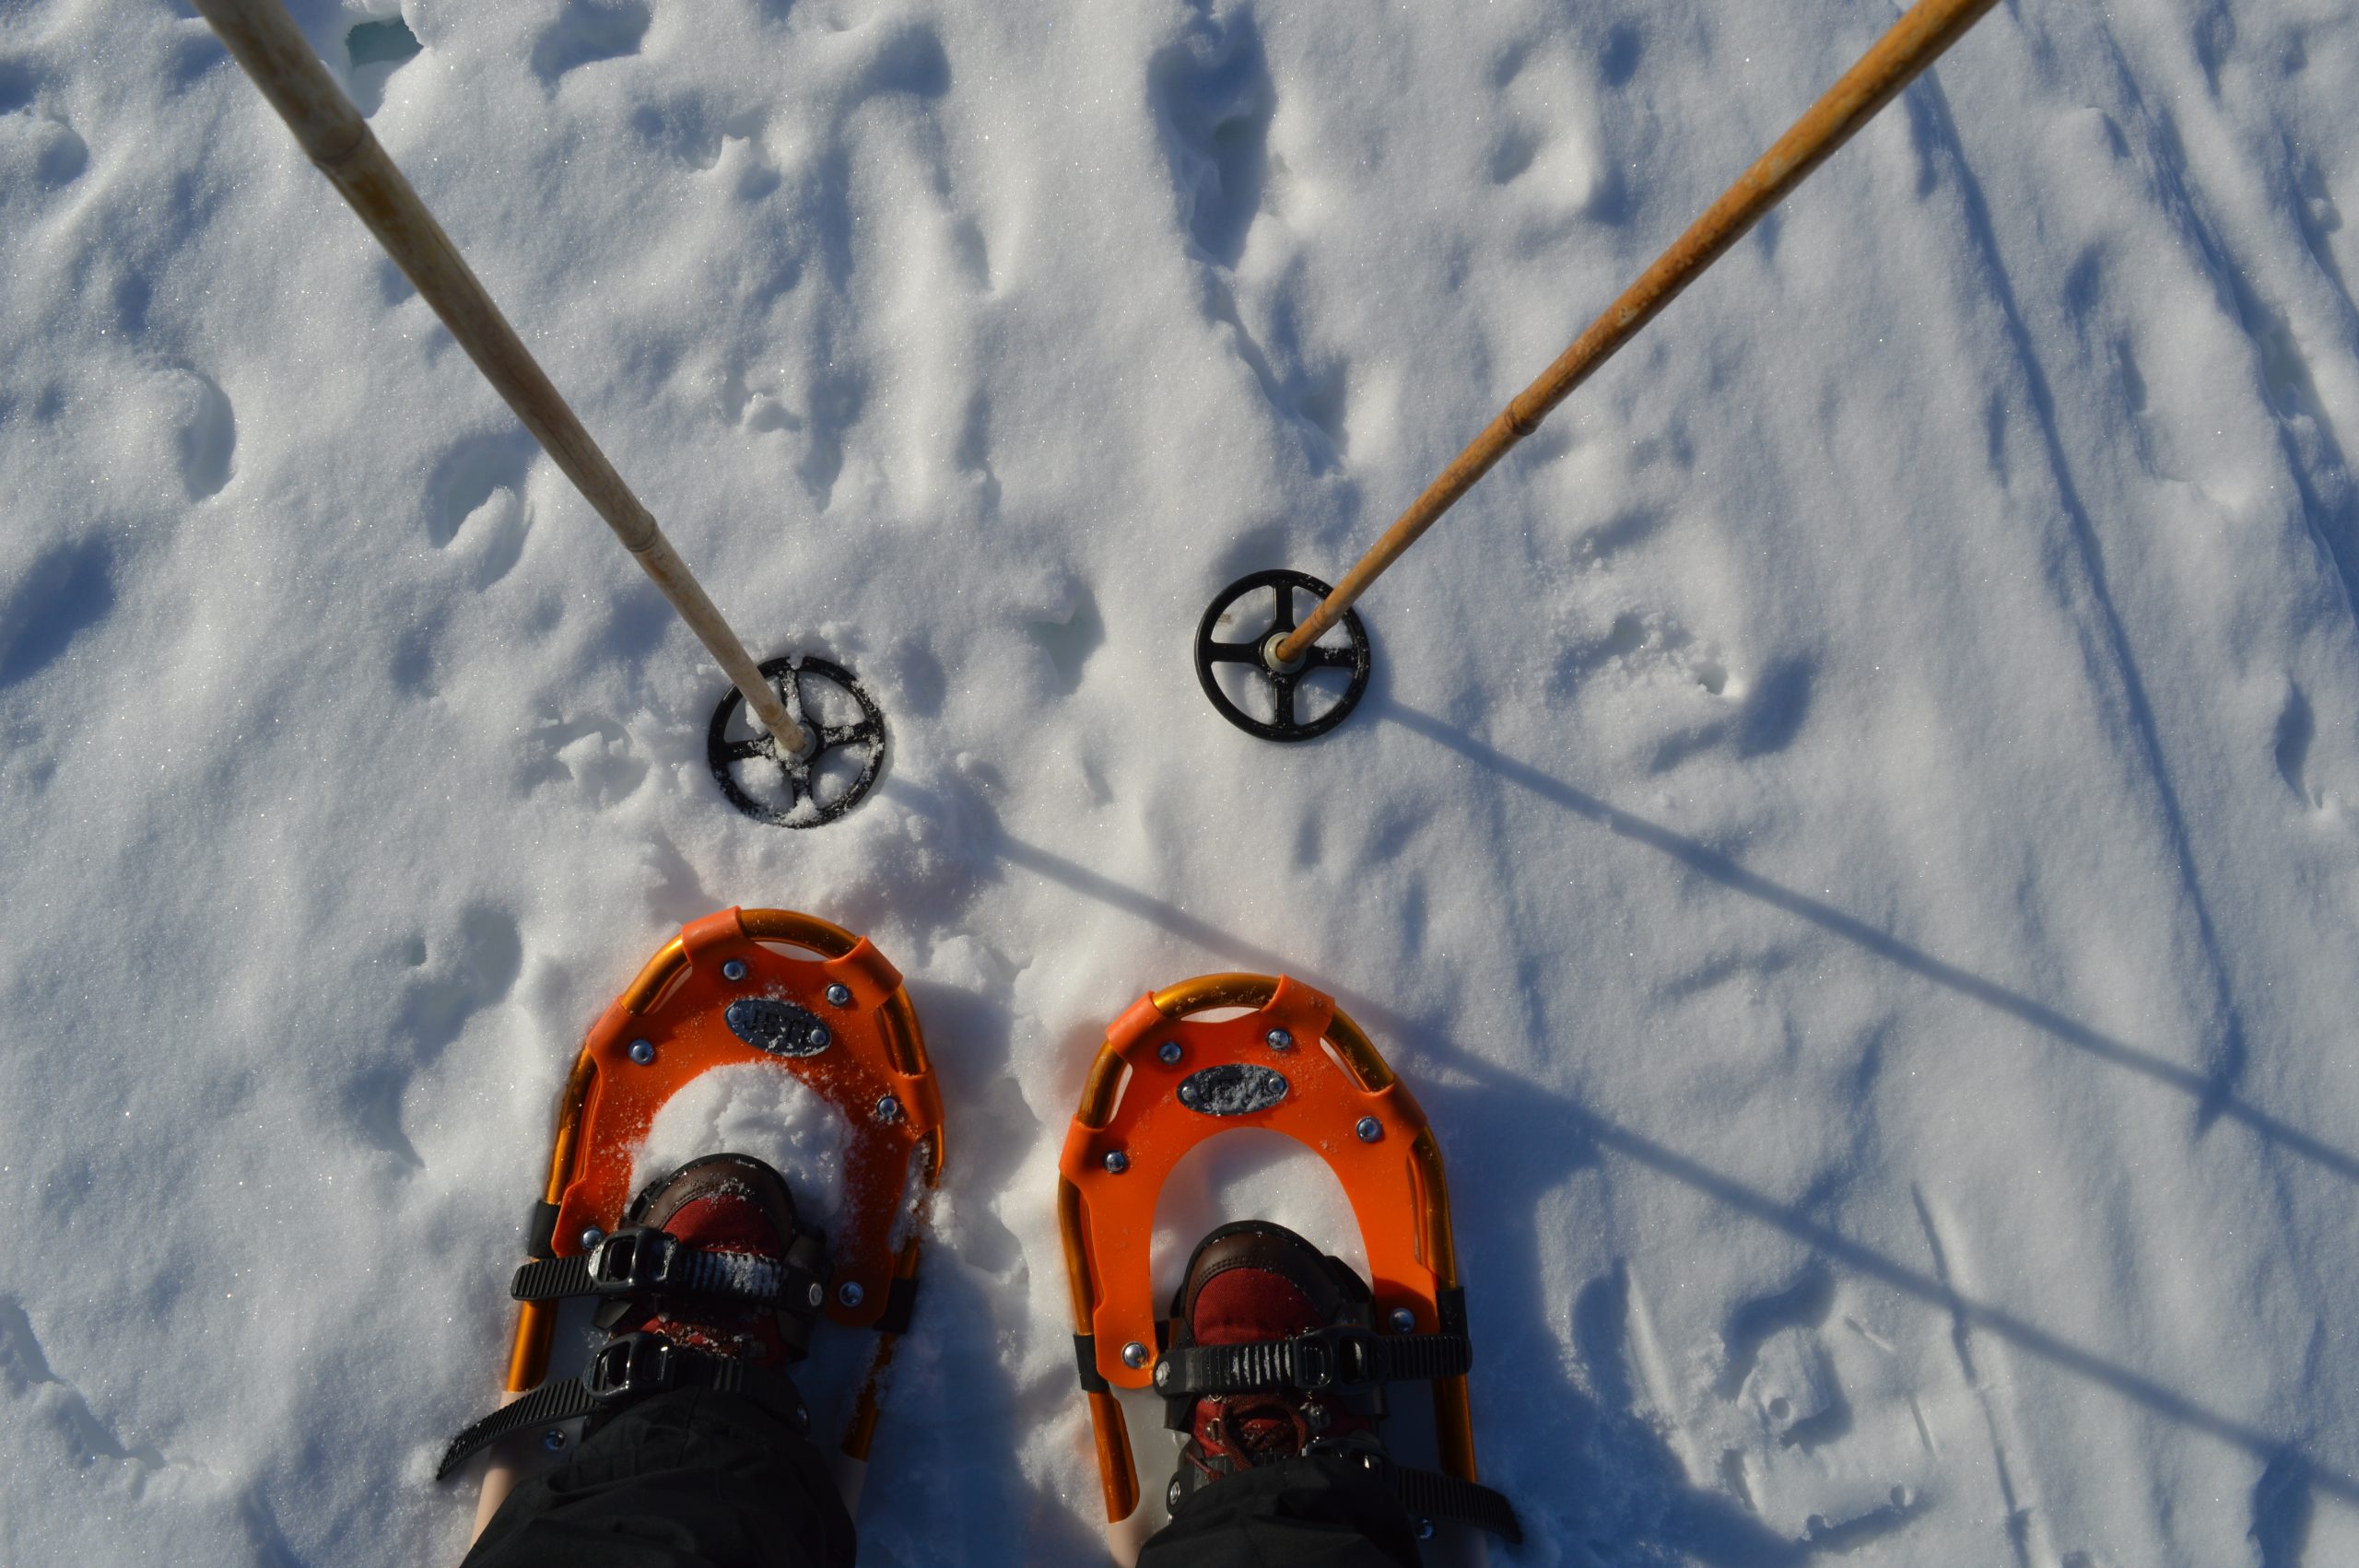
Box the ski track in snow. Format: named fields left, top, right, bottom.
left=4, top=0, right=2359, bottom=1563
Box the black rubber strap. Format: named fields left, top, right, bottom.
left=437, top=1332, right=807, bottom=1481
left=437, top=1376, right=599, bottom=1481
left=525, top=1201, right=561, bottom=1261
left=1154, top=1326, right=1472, bottom=1397
left=875, top=1273, right=920, bottom=1337
left=1384, top=1459, right=1523, bottom=1543
left=1073, top=1335, right=1109, bottom=1394
left=509, top=1227, right=820, bottom=1311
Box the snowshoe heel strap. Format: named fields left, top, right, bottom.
left=436, top=1332, right=810, bottom=1481
left=510, top=1226, right=826, bottom=1314
left=1153, top=1325, right=1472, bottom=1396
left=1307, top=1445, right=1520, bottom=1544
left=1380, top=1457, right=1524, bottom=1544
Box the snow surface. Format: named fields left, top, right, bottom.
left=5, top=0, right=2359, bottom=1562
left=633, top=1062, right=851, bottom=1232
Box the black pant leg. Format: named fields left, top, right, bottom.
left=1136, top=1457, right=1426, bottom=1568
left=462, top=1387, right=856, bottom=1568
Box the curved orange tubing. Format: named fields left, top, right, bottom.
left=1057, top=974, right=1479, bottom=1523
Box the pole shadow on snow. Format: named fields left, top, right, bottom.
left=1375, top=700, right=2359, bottom=1191
left=875, top=766, right=2351, bottom=1546
left=874, top=776, right=1792, bottom=1562
left=1400, top=1043, right=2359, bottom=1509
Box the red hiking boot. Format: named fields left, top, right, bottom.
left=1157, top=1221, right=1390, bottom=1511
left=602, top=1153, right=827, bottom=1368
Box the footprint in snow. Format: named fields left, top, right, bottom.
left=344, top=13, right=423, bottom=117
left=1148, top=8, right=1350, bottom=462
left=533, top=0, right=651, bottom=88
left=426, top=430, right=536, bottom=586
left=0, top=58, right=88, bottom=192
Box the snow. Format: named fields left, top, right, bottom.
left=633, top=1061, right=851, bottom=1232
left=3, top=0, right=2358, bottom=1562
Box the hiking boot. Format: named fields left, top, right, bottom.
left=1160, top=1221, right=1389, bottom=1510
left=438, top=1153, right=830, bottom=1480
left=600, top=1153, right=829, bottom=1367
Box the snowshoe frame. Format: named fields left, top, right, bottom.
left=475, top=907, right=943, bottom=1525
left=1057, top=973, right=1478, bottom=1531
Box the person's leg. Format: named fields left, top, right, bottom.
left=443, top=1155, right=852, bottom=1568
left=1137, top=1454, right=1424, bottom=1568
left=462, top=1387, right=854, bottom=1568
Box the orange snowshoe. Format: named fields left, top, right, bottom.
left=442, top=907, right=944, bottom=1536
left=1058, top=973, right=1517, bottom=1562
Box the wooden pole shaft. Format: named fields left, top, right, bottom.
left=192, top=0, right=809, bottom=757
left=1272, top=0, right=2001, bottom=666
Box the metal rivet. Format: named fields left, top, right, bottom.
left=1390, top=1307, right=1416, bottom=1334
left=826, top=983, right=852, bottom=1007
left=1103, top=1150, right=1130, bottom=1174
left=1265, top=1027, right=1293, bottom=1050
left=807, top=1282, right=824, bottom=1307
left=1153, top=1359, right=1170, bottom=1387
left=1157, top=1040, right=1183, bottom=1065
left=1178, top=1082, right=1199, bottom=1106
left=1168, top=1477, right=1184, bottom=1511
left=839, top=1281, right=865, bottom=1308
left=542, top=1428, right=569, bottom=1453
left=722, top=958, right=748, bottom=981
left=579, top=1226, right=604, bottom=1250
left=628, top=1038, right=655, bottom=1065
left=874, top=1094, right=903, bottom=1123
left=808, top=1024, right=831, bottom=1049
left=1356, top=1116, right=1382, bottom=1142
left=1121, top=1340, right=1150, bottom=1368
left=1414, top=1517, right=1436, bottom=1540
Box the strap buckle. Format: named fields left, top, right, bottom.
left=586, top=1227, right=685, bottom=1294
left=1293, top=1325, right=1379, bottom=1390
left=584, top=1331, right=680, bottom=1403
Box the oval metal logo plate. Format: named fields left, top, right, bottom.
left=724, top=997, right=832, bottom=1058
left=1176, top=1062, right=1288, bottom=1117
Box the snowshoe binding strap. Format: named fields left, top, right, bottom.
left=1334, top=1449, right=1523, bottom=1545
left=1152, top=1323, right=1473, bottom=1397
left=437, top=1331, right=810, bottom=1481
left=510, top=1225, right=827, bottom=1315
left=1172, top=1436, right=1524, bottom=1545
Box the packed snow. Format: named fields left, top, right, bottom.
left=5, top=0, right=2358, bottom=1562
left=634, top=1062, right=851, bottom=1230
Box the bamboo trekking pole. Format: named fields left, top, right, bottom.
left=1271, top=0, right=2002, bottom=668
left=194, top=0, right=809, bottom=758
